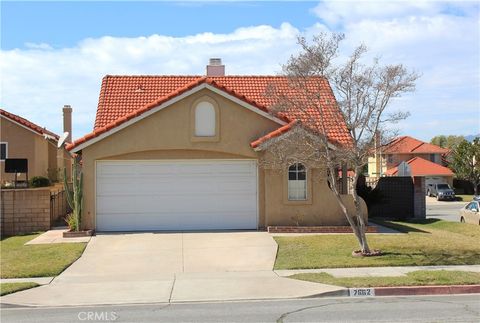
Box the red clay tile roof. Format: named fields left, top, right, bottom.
left=0, top=109, right=59, bottom=140
left=385, top=157, right=453, bottom=176
left=68, top=75, right=352, bottom=150
left=383, top=136, right=449, bottom=154
left=250, top=120, right=297, bottom=149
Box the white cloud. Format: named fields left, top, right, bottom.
left=312, top=0, right=472, bottom=26
left=0, top=23, right=300, bottom=137
left=24, top=42, right=54, bottom=50
left=310, top=0, right=480, bottom=140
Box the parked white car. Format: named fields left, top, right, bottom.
left=459, top=201, right=480, bottom=225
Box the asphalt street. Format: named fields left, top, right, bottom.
left=1, top=294, right=479, bottom=323
left=426, top=197, right=467, bottom=222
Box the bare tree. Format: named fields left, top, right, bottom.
left=261, top=33, right=419, bottom=254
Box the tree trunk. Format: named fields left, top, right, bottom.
left=351, top=166, right=371, bottom=254
left=328, top=165, right=371, bottom=254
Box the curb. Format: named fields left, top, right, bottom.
left=373, top=284, right=480, bottom=296
left=307, top=285, right=480, bottom=299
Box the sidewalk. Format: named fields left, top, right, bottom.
left=275, top=265, right=480, bottom=277
left=1, top=271, right=344, bottom=306
left=2, top=264, right=479, bottom=306
left=5, top=265, right=478, bottom=285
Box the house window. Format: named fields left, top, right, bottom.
left=430, top=154, right=436, bottom=162
left=0, top=142, right=7, bottom=161
left=288, top=163, right=307, bottom=200
left=387, top=154, right=393, bottom=164
left=194, top=101, right=216, bottom=137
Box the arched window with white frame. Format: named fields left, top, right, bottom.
left=194, top=101, right=216, bottom=137
left=288, top=163, right=307, bottom=200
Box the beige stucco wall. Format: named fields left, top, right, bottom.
left=79, top=88, right=367, bottom=230
left=265, top=168, right=367, bottom=226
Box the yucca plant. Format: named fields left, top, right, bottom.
left=63, top=159, right=83, bottom=232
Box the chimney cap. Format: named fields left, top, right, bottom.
left=209, top=58, right=222, bottom=66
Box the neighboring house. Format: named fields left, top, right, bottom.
left=67, top=59, right=366, bottom=232
left=368, top=135, right=453, bottom=186
left=0, top=107, right=72, bottom=184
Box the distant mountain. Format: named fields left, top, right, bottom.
left=464, top=134, right=480, bottom=142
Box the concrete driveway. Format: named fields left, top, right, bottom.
left=58, top=231, right=277, bottom=282
left=1, top=232, right=342, bottom=306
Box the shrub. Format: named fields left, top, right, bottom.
left=64, top=213, right=78, bottom=231
left=29, top=176, right=50, bottom=188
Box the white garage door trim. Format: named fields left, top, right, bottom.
left=95, top=159, right=258, bottom=231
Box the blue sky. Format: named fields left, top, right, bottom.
left=2, top=2, right=317, bottom=49
left=1, top=1, right=479, bottom=141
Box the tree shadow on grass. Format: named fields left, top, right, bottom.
left=371, top=218, right=433, bottom=234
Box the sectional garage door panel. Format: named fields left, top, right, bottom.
left=96, top=160, right=258, bottom=231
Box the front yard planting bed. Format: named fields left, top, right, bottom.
left=0, top=233, right=87, bottom=278
left=290, top=270, right=480, bottom=287
left=0, top=282, right=39, bottom=296
left=274, top=219, right=480, bottom=269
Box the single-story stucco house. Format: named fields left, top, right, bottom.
left=67, top=59, right=365, bottom=232
left=1, top=107, right=72, bottom=184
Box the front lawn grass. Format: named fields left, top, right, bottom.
left=0, top=233, right=87, bottom=278
left=456, top=195, right=474, bottom=202
left=274, top=219, right=480, bottom=269
left=0, top=282, right=39, bottom=296
left=290, top=270, right=480, bottom=287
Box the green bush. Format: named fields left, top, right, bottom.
left=64, top=213, right=78, bottom=231
left=29, top=176, right=50, bottom=188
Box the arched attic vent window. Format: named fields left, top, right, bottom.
left=195, top=101, right=216, bottom=137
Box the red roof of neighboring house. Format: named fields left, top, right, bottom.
left=0, top=109, right=59, bottom=139
left=67, top=75, right=352, bottom=151
left=385, top=157, right=453, bottom=176
left=382, top=136, right=449, bottom=154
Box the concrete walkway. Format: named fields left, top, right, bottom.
left=0, top=277, right=54, bottom=285
left=25, top=228, right=91, bottom=245
left=275, top=265, right=480, bottom=277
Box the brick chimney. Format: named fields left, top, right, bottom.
left=206, top=58, right=225, bottom=77
left=62, top=105, right=72, bottom=143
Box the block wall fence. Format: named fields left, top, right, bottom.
left=1, top=188, right=51, bottom=236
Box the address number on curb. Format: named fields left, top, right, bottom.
left=349, top=288, right=375, bottom=297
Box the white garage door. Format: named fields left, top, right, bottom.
left=96, top=160, right=258, bottom=231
